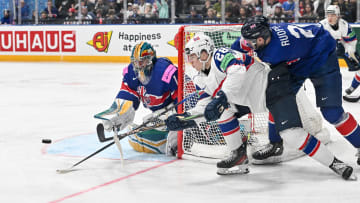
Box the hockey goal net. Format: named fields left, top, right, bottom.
left=176, top=24, right=269, bottom=161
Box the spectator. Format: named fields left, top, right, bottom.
left=65, top=7, right=77, bottom=21
left=106, top=8, right=119, bottom=22
left=272, top=4, right=286, bottom=23
left=44, top=0, right=59, bottom=18
left=204, top=8, right=220, bottom=24
left=138, top=0, right=146, bottom=15
left=238, top=6, right=249, bottom=22
left=40, top=10, right=49, bottom=21
left=266, top=0, right=282, bottom=18
left=202, top=0, right=212, bottom=17
left=225, top=7, right=235, bottom=23
left=124, top=3, right=134, bottom=19
left=156, top=0, right=169, bottom=19
left=108, top=0, right=120, bottom=15
left=302, top=3, right=318, bottom=22
left=313, top=0, right=330, bottom=19
left=346, top=0, right=357, bottom=23
left=298, top=0, right=305, bottom=16
left=18, top=0, right=30, bottom=20
left=229, top=0, right=240, bottom=17
left=94, top=0, right=109, bottom=17
left=78, top=6, right=95, bottom=20
left=282, top=0, right=295, bottom=17
left=1, top=9, right=11, bottom=24
left=144, top=3, right=155, bottom=18
left=187, top=8, right=202, bottom=23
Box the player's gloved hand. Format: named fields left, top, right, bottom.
left=346, top=52, right=360, bottom=72
left=165, top=112, right=197, bottom=131
left=204, top=90, right=229, bottom=121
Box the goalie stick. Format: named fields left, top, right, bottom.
left=343, top=95, right=360, bottom=103
left=57, top=114, right=204, bottom=174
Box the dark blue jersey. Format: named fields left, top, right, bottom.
left=116, top=58, right=178, bottom=112
left=232, top=23, right=336, bottom=77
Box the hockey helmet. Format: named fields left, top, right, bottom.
left=185, top=33, right=214, bottom=71
left=241, top=15, right=271, bottom=49
left=185, top=33, right=214, bottom=58
left=131, top=42, right=156, bottom=84
left=326, top=5, right=340, bottom=16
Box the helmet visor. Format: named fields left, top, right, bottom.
left=243, top=38, right=257, bottom=50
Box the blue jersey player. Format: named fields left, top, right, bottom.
left=96, top=42, right=179, bottom=156
left=232, top=16, right=360, bottom=180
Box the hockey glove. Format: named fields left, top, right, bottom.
left=345, top=52, right=360, bottom=72
left=165, top=112, right=197, bottom=131
left=204, top=90, right=229, bottom=122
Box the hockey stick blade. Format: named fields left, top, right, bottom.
left=56, top=168, right=79, bottom=174
left=96, top=123, right=107, bottom=142
left=343, top=95, right=360, bottom=103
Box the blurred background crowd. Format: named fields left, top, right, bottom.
left=0, top=0, right=359, bottom=25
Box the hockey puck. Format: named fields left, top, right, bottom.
left=42, top=139, right=52, bottom=144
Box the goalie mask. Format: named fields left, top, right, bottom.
left=326, top=5, right=340, bottom=26
left=185, top=33, right=214, bottom=71
left=131, top=42, right=156, bottom=85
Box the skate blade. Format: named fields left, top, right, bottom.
left=251, top=156, right=282, bottom=165
left=347, top=174, right=358, bottom=181
left=217, top=164, right=249, bottom=175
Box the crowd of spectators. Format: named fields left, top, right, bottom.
left=0, top=0, right=358, bottom=25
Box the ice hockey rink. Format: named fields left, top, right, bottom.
left=1, top=61, right=360, bottom=203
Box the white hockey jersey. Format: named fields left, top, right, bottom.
left=320, top=18, right=357, bottom=55
left=190, top=47, right=270, bottom=115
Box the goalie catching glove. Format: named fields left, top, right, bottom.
left=165, top=112, right=197, bottom=131
left=204, top=90, right=229, bottom=121
left=101, top=99, right=136, bottom=131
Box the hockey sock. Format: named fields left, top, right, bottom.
left=335, top=112, right=360, bottom=148
left=281, top=128, right=334, bottom=167
left=268, top=112, right=282, bottom=143
left=350, top=72, right=360, bottom=89
left=218, top=116, right=243, bottom=151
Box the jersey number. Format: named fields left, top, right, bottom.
left=215, top=47, right=229, bottom=62
left=288, top=25, right=315, bottom=39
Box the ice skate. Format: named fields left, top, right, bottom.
left=217, top=142, right=249, bottom=175
left=329, top=157, right=357, bottom=181
left=345, top=87, right=355, bottom=95
left=252, top=140, right=284, bottom=163
left=356, top=148, right=360, bottom=165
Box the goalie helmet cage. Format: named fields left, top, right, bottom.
left=176, top=24, right=269, bottom=161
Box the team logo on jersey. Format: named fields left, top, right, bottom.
left=87, top=31, right=112, bottom=53
left=138, top=86, right=151, bottom=107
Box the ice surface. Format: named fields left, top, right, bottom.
left=0, top=62, right=360, bottom=203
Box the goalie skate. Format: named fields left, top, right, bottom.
left=251, top=140, right=284, bottom=164
left=329, top=157, right=357, bottom=181
left=217, top=142, right=249, bottom=175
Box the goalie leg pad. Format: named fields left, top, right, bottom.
left=266, top=65, right=303, bottom=133
left=128, top=129, right=168, bottom=154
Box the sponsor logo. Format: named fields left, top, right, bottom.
left=281, top=120, right=288, bottom=125
left=321, top=97, right=328, bottom=101
left=87, top=31, right=112, bottom=53
left=0, top=30, right=76, bottom=52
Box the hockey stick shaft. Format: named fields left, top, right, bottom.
left=56, top=114, right=203, bottom=173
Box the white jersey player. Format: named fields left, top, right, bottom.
left=165, top=33, right=357, bottom=180
left=320, top=5, right=360, bottom=97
